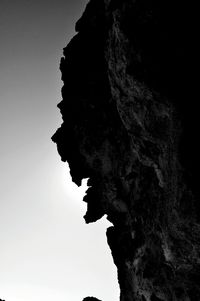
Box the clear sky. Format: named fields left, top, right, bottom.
left=0, top=1, right=119, bottom=300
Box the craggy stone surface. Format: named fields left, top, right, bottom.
left=52, top=0, right=200, bottom=300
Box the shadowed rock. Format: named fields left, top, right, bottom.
left=52, top=0, right=200, bottom=300
left=83, top=297, right=102, bottom=301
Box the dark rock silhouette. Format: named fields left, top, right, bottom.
left=82, top=297, right=102, bottom=301
left=52, top=0, right=200, bottom=300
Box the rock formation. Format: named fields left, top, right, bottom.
left=52, top=0, right=200, bottom=300
left=82, top=297, right=102, bottom=301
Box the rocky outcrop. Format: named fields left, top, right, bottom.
left=52, top=0, right=200, bottom=300
left=82, top=297, right=102, bottom=301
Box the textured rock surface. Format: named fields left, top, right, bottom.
left=52, top=0, right=200, bottom=300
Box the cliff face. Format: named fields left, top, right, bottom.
left=52, top=1, right=200, bottom=300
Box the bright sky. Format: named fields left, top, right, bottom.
left=0, top=1, right=119, bottom=300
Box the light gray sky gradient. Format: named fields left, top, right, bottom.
left=0, top=1, right=119, bottom=300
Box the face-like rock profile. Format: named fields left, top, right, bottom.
left=52, top=0, right=200, bottom=300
